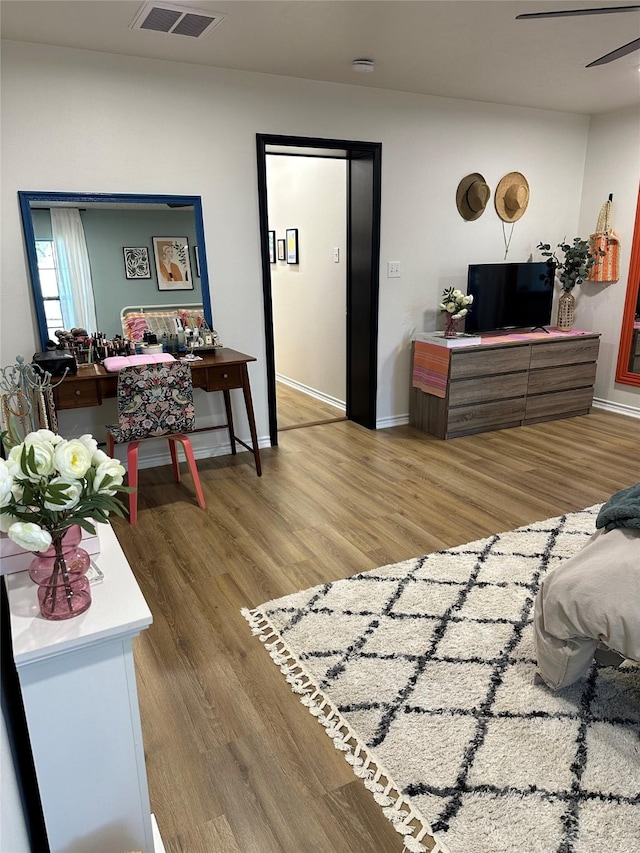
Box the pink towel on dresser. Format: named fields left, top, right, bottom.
left=102, top=353, right=175, bottom=372
left=412, top=341, right=450, bottom=398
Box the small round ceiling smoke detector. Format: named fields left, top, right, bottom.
left=352, top=59, right=375, bottom=73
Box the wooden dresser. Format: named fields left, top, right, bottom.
left=409, top=332, right=600, bottom=440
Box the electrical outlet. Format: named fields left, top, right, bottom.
left=387, top=261, right=401, bottom=278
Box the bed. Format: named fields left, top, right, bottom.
left=120, top=303, right=205, bottom=342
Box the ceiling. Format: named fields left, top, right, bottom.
left=1, top=0, right=639, bottom=115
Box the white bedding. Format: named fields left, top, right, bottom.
left=534, top=526, right=640, bottom=689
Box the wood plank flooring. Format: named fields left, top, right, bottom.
left=276, top=381, right=346, bottom=430
left=111, top=408, right=640, bottom=853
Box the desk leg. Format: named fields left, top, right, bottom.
left=223, top=389, right=237, bottom=455
left=241, top=365, right=262, bottom=477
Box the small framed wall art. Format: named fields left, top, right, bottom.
left=286, top=228, right=299, bottom=264
left=277, top=239, right=286, bottom=261
left=268, top=230, right=276, bottom=264
left=152, top=236, right=194, bottom=291
left=194, top=246, right=201, bottom=277
left=123, top=246, right=151, bottom=279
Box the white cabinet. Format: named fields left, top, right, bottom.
left=5, top=524, right=157, bottom=853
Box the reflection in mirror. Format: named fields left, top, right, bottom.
left=615, top=187, right=640, bottom=387
left=18, top=192, right=212, bottom=350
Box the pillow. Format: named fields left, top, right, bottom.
left=102, top=353, right=175, bottom=373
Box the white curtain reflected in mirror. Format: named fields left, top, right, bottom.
left=50, top=208, right=97, bottom=336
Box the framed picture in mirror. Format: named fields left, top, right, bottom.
left=153, top=236, right=194, bottom=290
left=194, top=246, right=201, bottom=278
left=268, top=230, right=276, bottom=264
left=277, top=239, right=285, bottom=261
left=123, top=246, right=151, bottom=279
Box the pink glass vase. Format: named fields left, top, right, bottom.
left=443, top=313, right=458, bottom=338
left=28, top=525, right=92, bottom=621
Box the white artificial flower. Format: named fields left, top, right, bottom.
left=446, top=302, right=456, bottom=313
left=44, top=478, right=83, bottom=511
left=465, top=294, right=474, bottom=305
left=453, top=289, right=463, bottom=298
left=438, top=303, right=447, bottom=311
left=92, top=449, right=110, bottom=467
left=0, top=459, right=13, bottom=507
left=13, top=435, right=56, bottom=481
left=78, top=434, right=98, bottom=456
left=31, top=429, right=63, bottom=445
left=93, top=458, right=126, bottom=495
left=54, top=439, right=92, bottom=480
left=8, top=522, right=52, bottom=553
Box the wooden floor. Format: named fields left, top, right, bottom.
left=111, top=408, right=640, bottom=853
left=276, top=381, right=346, bottom=430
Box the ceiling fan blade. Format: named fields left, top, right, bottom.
left=517, top=5, right=640, bottom=19
left=586, top=36, right=640, bottom=65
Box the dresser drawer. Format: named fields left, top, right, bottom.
left=447, top=398, right=526, bottom=436
left=206, top=364, right=242, bottom=391
left=529, top=337, right=599, bottom=369
left=54, top=380, right=100, bottom=409
left=450, top=346, right=530, bottom=380
left=527, top=362, right=597, bottom=395
left=449, top=371, right=528, bottom=406
left=525, top=387, right=594, bottom=422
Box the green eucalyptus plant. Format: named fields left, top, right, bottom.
left=537, top=238, right=604, bottom=292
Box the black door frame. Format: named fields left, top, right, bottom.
left=256, top=133, right=382, bottom=446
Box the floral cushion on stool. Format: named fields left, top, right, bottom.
left=107, top=362, right=196, bottom=443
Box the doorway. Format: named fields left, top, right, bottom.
left=267, top=152, right=347, bottom=432
left=256, top=134, right=382, bottom=446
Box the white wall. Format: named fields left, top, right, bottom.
left=267, top=156, right=346, bottom=403
left=2, top=41, right=638, bottom=450
left=577, top=105, right=640, bottom=412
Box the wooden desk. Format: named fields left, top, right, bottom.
left=53, top=348, right=262, bottom=475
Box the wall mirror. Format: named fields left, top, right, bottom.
left=615, top=187, right=640, bottom=387
left=18, top=192, right=212, bottom=350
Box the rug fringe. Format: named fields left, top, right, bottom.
left=241, top=607, right=453, bottom=853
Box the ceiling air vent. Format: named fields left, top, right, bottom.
left=130, top=3, right=226, bottom=39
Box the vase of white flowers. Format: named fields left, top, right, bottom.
left=439, top=287, right=473, bottom=338
left=0, top=431, right=128, bottom=620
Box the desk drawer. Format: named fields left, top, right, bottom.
left=447, top=398, right=526, bottom=436
left=525, top=387, right=594, bottom=422
left=206, top=364, right=242, bottom=391
left=449, top=371, right=528, bottom=406
left=450, top=346, right=530, bottom=380
left=527, top=362, right=596, bottom=395
left=529, top=338, right=599, bottom=369
left=55, top=380, right=100, bottom=409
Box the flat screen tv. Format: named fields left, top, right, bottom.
left=465, top=262, right=555, bottom=333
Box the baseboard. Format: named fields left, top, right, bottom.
left=380, top=401, right=639, bottom=432
left=592, top=398, right=640, bottom=419
left=110, top=433, right=270, bottom=470
left=152, top=813, right=166, bottom=852
left=276, top=373, right=345, bottom=412
left=376, top=414, right=410, bottom=429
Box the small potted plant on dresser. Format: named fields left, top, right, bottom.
left=537, top=238, right=605, bottom=331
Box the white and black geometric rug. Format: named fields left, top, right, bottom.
left=243, top=506, right=640, bottom=853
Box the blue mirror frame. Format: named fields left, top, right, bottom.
left=18, top=191, right=213, bottom=350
